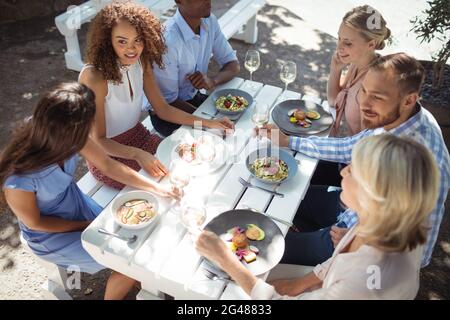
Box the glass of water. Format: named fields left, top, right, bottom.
left=180, top=203, right=207, bottom=236
left=252, top=103, right=270, bottom=143
left=169, top=159, right=190, bottom=213
left=252, top=103, right=270, bottom=128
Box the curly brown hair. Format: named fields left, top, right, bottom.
left=85, top=0, right=166, bottom=84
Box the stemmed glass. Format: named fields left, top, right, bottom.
left=252, top=103, right=270, bottom=143
left=245, top=50, right=260, bottom=89
left=196, top=136, right=216, bottom=163
left=252, top=103, right=270, bottom=128
left=169, top=159, right=190, bottom=213
left=180, top=202, right=207, bottom=237
left=279, top=61, right=297, bottom=101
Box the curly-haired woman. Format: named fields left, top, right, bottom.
left=0, top=83, right=180, bottom=299
left=79, top=1, right=234, bottom=189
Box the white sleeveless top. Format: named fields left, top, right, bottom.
left=79, top=61, right=144, bottom=138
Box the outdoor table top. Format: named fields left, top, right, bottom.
left=81, top=77, right=322, bottom=299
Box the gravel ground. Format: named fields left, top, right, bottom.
left=0, top=1, right=448, bottom=300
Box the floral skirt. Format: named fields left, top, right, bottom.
left=87, top=122, right=162, bottom=190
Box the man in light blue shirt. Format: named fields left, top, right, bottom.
left=256, top=53, right=449, bottom=268
left=150, top=0, right=240, bottom=136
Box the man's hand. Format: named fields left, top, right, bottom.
left=254, top=123, right=289, bottom=147
left=187, top=71, right=216, bottom=91
left=205, top=117, right=235, bottom=135
left=330, top=226, right=349, bottom=248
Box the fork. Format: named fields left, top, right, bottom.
left=238, top=177, right=284, bottom=197
left=98, top=228, right=137, bottom=244
left=203, top=268, right=231, bottom=283
left=201, top=111, right=219, bottom=119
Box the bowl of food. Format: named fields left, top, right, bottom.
left=246, top=147, right=298, bottom=184
left=111, top=190, right=159, bottom=230
left=212, top=88, right=253, bottom=115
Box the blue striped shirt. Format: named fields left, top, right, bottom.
left=289, top=106, right=450, bottom=267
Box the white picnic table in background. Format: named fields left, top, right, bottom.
left=81, top=77, right=327, bottom=299
left=55, top=0, right=265, bottom=71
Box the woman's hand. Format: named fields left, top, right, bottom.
left=135, top=150, right=168, bottom=178
left=254, top=123, right=289, bottom=147
left=152, top=184, right=182, bottom=200
left=269, top=278, right=304, bottom=297
left=195, top=230, right=233, bottom=268
left=331, top=51, right=349, bottom=72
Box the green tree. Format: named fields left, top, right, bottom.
left=410, top=0, right=450, bottom=89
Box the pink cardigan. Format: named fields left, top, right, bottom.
left=330, top=64, right=368, bottom=137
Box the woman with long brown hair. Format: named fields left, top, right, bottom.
left=0, top=82, right=179, bottom=299
left=79, top=1, right=234, bottom=189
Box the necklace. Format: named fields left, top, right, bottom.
left=118, top=61, right=131, bottom=72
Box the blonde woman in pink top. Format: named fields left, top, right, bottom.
left=328, top=5, right=391, bottom=137
left=195, top=135, right=439, bottom=299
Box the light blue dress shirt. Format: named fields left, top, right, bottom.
left=152, top=9, right=237, bottom=105
left=288, top=105, right=450, bottom=267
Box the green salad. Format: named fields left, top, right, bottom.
left=215, top=94, right=249, bottom=112
left=251, top=157, right=288, bottom=182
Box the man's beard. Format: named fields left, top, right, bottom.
left=362, top=104, right=401, bottom=129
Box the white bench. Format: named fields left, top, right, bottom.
left=218, top=0, right=265, bottom=44
left=55, top=0, right=265, bottom=71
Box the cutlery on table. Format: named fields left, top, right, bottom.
left=201, top=111, right=219, bottom=119
left=97, top=228, right=137, bottom=243
left=238, top=177, right=284, bottom=198
left=202, top=268, right=231, bottom=283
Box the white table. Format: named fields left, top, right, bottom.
left=81, top=78, right=323, bottom=300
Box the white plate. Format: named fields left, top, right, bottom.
left=156, top=128, right=229, bottom=176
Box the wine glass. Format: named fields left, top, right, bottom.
left=180, top=202, right=207, bottom=237
left=252, top=103, right=270, bottom=128
left=169, top=160, right=190, bottom=213
left=252, top=103, right=270, bottom=143
left=197, top=135, right=216, bottom=163
left=245, top=50, right=260, bottom=88
left=279, top=61, right=297, bottom=100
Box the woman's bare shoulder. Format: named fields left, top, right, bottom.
left=79, top=67, right=107, bottom=96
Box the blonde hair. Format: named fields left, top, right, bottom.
left=351, top=135, right=439, bottom=252
left=343, top=5, right=391, bottom=50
